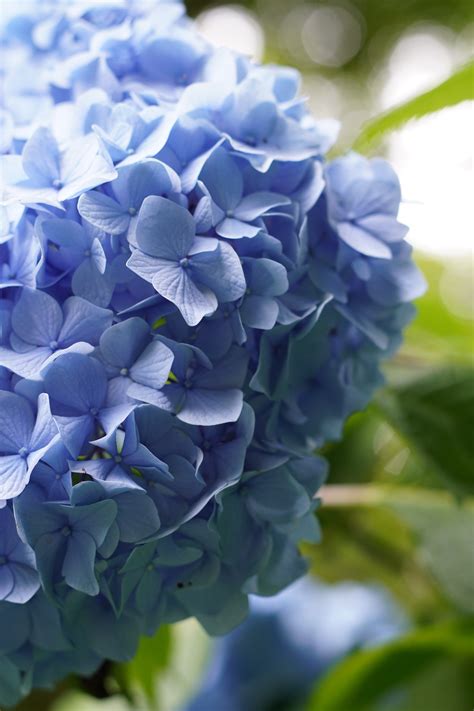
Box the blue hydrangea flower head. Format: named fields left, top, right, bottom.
left=0, top=0, right=425, bottom=703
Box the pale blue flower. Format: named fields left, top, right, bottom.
left=0, top=507, right=40, bottom=604
left=0, top=392, right=59, bottom=500
left=2, top=127, right=117, bottom=207
left=0, top=288, right=112, bottom=378
left=127, top=196, right=246, bottom=326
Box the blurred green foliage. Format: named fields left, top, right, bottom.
left=187, top=0, right=474, bottom=63
left=403, top=256, right=474, bottom=366
left=308, top=617, right=474, bottom=711
left=353, top=60, right=474, bottom=153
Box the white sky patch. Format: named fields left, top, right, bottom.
left=301, top=4, right=364, bottom=68
left=196, top=5, right=265, bottom=62
left=378, top=25, right=456, bottom=110
left=391, top=102, right=473, bottom=257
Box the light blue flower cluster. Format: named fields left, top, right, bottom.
left=0, top=0, right=425, bottom=704
left=184, top=576, right=408, bottom=711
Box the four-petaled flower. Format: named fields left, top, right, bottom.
left=0, top=507, right=40, bottom=604
left=0, top=392, right=59, bottom=500
left=127, top=196, right=246, bottom=326
left=0, top=288, right=112, bottom=378
left=2, top=127, right=117, bottom=207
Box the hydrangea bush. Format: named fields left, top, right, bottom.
left=0, top=0, right=425, bottom=704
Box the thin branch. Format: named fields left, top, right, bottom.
left=318, top=484, right=471, bottom=509
left=318, top=485, right=384, bottom=507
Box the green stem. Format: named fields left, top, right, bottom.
left=318, top=484, right=470, bottom=508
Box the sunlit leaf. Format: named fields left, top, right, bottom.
left=376, top=367, right=474, bottom=497
left=401, top=256, right=474, bottom=367
left=390, top=494, right=474, bottom=614
left=307, top=618, right=474, bottom=711
left=304, top=495, right=444, bottom=619
left=119, top=625, right=172, bottom=705
left=353, top=61, right=474, bottom=153
left=51, top=691, right=130, bottom=711
left=387, top=657, right=474, bottom=711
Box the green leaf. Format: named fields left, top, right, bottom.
left=375, top=367, right=474, bottom=497
left=316, top=485, right=474, bottom=615
left=353, top=61, right=474, bottom=154
left=321, top=410, right=382, bottom=484
left=387, top=657, right=474, bottom=711
left=156, top=618, right=211, bottom=711
left=119, top=625, right=172, bottom=705
left=115, top=619, right=211, bottom=711
left=404, top=256, right=474, bottom=364
left=304, top=493, right=446, bottom=619
left=389, top=493, right=474, bottom=614
left=308, top=618, right=474, bottom=711
left=50, top=691, right=131, bottom=711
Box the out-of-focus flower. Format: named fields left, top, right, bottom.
left=184, top=576, right=408, bottom=711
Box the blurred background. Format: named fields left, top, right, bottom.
left=11, top=0, right=473, bottom=710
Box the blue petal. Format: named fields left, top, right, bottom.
left=240, top=295, right=279, bottom=330
left=245, top=258, right=289, bottom=297
left=356, top=214, right=409, bottom=243
left=62, top=531, right=100, bottom=596
left=0, top=455, right=28, bottom=500
left=190, top=242, right=246, bottom=303
left=58, top=133, right=117, bottom=201
left=44, top=353, right=107, bottom=413
left=334, top=303, right=389, bottom=350
left=0, top=391, right=34, bottom=452
left=126, top=249, right=162, bottom=285
left=71, top=259, right=114, bottom=308
left=152, top=264, right=218, bottom=326
left=0, top=345, right=51, bottom=379
left=337, top=222, right=392, bottom=259
left=130, top=340, right=174, bottom=390
left=114, top=158, right=177, bottom=210
left=28, top=393, right=58, bottom=452
left=367, top=261, right=427, bottom=306
left=135, top=196, right=196, bottom=259
left=216, top=217, right=261, bottom=239
left=113, top=491, right=160, bottom=542
left=99, top=318, right=150, bottom=369
left=235, top=191, right=290, bottom=221
left=11, top=287, right=63, bottom=346
left=0, top=566, right=14, bottom=600
left=66, top=498, right=118, bottom=547
left=78, top=191, right=130, bottom=235
left=41, top=218, right=88, bottom=257
left=246, top=469, right=311, bottom=523
left=5, top=564, right=40, bottom=605
left=53, top=414, right=94, bottom=459
left=179, top=388, right=243, bottom=426
left=89, top=237, right=107, bottom=275
left=58, top=297, right=113, bottom=348
left=22, top=127, right=60, bottom=185
left=99, top=403, right=136, bottom=435
left=200, top=148, right=243, bottom=212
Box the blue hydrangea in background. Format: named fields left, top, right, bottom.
left=0, top=0, right=425, bottom=705
left=184, top=576, right=408, bottom=711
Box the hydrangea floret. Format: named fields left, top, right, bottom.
left=0, top=0, right=425, bottom=704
